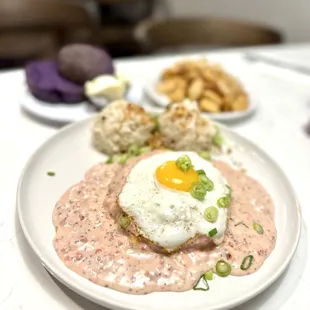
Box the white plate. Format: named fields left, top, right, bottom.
left=19, top=84, right=143, bottom=124
left=17, top=117, right=301, bottom=310
left=144, top=77, right=257, bottom=122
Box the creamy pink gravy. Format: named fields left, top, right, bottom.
left=53, top=153, right=276, bottom=294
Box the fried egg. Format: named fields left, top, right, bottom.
left=118, top=151, right=230, bottom=252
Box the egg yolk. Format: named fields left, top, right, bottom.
left=155, top=161, right=199, bottom=192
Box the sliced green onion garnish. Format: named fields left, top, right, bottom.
left=152, top=115, right=159, bottom=131
left=216, top=260, right=231, bottom=277
left=226, top=185, right=232, bottom=197
left=253, top=222, right=264, bottom=234
left=138, top=146, right=151, bottom=155
left=213, top=134, right=223, bottom=147
left=208, top=228, right=218, bottom=237
left=47, top=171, right=55, bottom=176
left=199, top=151, right=211, bottom=161
left=204, top=270, right=213, bottom=281
left=217, top=196, right=230, bottom=208
left=234, top=221, right=249, bottom=228
left=193, top=274, right=209, bottom=291
left=199, top=175, right=214, bottom=191
left=240, top=255, right=254, bottom=271
left=128, top=144, right=151, bottom=157
left=118, top=154, right=129, bottom=165
left=213, top=127, right=223, bottom=147
left=199, top=174, right=209, bottom=184
left=128, top=144, right=140, bottom=157
left=176, top=155, right=193, bottom=172
left=166, top=103, right=173, bottom=110
left=106, top=156, right=114, bottom=164
left=196, top=169, right=206, bottom=175
left=190, top=182, right=207, bottom=200
left=204, top=207, right=219, bottom=223
left=106, top=154, right=129, bottom=164
left=119, top=216, right=131, bottom=229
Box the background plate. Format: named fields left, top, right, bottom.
left=19, top=85, right=142, bottom=124
left=144, top=79, right=257, bottom=122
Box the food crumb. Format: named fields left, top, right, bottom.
left=47, top=171, right=55, bottom=176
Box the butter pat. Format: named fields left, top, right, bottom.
left=85, top=75, right=127, bottom=100
left=115, top=73, right=130, bottom=88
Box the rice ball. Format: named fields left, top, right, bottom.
left=92, top=100, right=155, bottom=155
left=158, top=100, right=216, bottom=151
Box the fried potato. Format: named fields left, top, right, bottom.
left=167, top=87, right=186, bottom=102
left=201, top=70, right=218, bottom=85
left=188, top=78, right=204, bottom=100
left=156, top=79, right=177, bottom=94
left=156, top=58, right=249, bottom=113
left=231, top=94, right=248, bottom=111
left=202, top=90, right=222, bottom=105
left=199, top=98, right=220, bottom=113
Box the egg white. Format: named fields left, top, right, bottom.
left=118, top=151, right=230, bottom=252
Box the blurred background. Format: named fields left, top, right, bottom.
left=0, top=0, right=307, bottom=69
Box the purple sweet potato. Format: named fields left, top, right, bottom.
left=57, top=44, right=114, bottom=84
left=25, top=60, right=84, bottom=103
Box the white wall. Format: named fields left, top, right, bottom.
left=166, top=0, right=310, bottom=42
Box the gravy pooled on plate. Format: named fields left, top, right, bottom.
left=53, top=152, right=276, bottom=294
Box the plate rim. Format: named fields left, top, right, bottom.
left=19, top=84, right=92, bottom=124
left=17, top=117, right=302, bottom=310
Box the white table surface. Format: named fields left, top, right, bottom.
left=1, top=44, right=310, bottom=310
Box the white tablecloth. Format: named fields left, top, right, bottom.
left=1, top=44, right=310, bottom=310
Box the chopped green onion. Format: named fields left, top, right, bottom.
left=127, top=144, right=151, bottom=157
left=199, top=151, right=211, bottom=161
left=128, top=144, right=140, bottom=157
left=204, top=270, right=213, bottom=281
left=240, top=255, right=254, bottom=271
left=196, top=169, right=206, bottom=175
left=215, top=260, right=231, bottom=277
left=119, top=216, right=131, bottom=229
left=204, top=207, right=219, bottom=223
left=166, top=103, right=173, bottom=110
left=152, top=115, right=159, bottom=131
left=213, top=135, right=223, bottom=146
left=106, top=156, right=114, bottom=164
left=226, top=185, right=232, bottom=197
left=106, top=154, right=128, bottom=164
left=193, top=274, right=209, bottom=291
left=208, top=228, right=218, bottom=237
left=213, top=128, right=223, bottom=147
left=234, top=221, right=249, bottom=228
left=138, top=146, right=151, bottom=155
left=117, top=154, right=129, bottom=165
left=190, top=182, right=207, bottom=200
left=176, top=155, right=193, bottom=172
left=217, top=196, right=230, bottom=208
left=47, top=171, right=55, bottom=176
left=253, top=222, right=264, bottom=234
left=199, top=175, right=214, bottom=191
